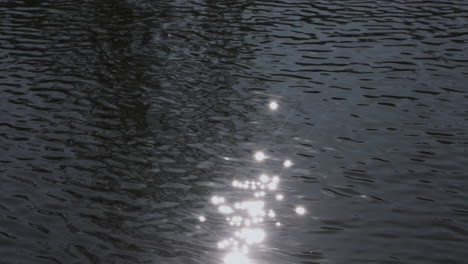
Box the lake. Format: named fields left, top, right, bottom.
left=1, top=0, right=468, bottom=263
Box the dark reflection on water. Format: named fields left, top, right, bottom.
left=1, top=0, right=467, bottom=263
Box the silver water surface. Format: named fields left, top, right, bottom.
left=1, top=0, right=468, bottom=263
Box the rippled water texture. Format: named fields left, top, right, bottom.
left=1, top=0, right=468, bottom=263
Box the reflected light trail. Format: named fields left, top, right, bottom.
left=205, top=162, right=305, bottom=263
left=195, top=84, right=311, bottom=264
left=201, top=135, right=303, bottom=263
left=209, top=171, right=280, bottom=263
left=208, top=166, right=302, bottom=263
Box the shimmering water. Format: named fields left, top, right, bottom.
left=1, top=0, right=468, bottom=263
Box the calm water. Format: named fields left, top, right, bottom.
left=1, top=0, right=468, bottom=263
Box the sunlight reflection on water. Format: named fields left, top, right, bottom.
left=269, top=101, right=278, bottom=110
left=254, top=151, right=266, bottom=161
left=199, top=101, right=306, bottom=263
left=224, top=252, right=250, bottom=264
left=209, top=162, right=304, bottom=263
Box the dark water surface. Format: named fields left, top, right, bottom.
left=1, top=0, right=468, bottom=263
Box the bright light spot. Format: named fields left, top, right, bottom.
left=224, top=252, right=249, bottom=264
left=218, top=240, right=230, bottom=249
left=240, top=201, right=265, bottom=217
left=267, top=182, right=277, bottom=190
left=211, top=196, right=225, bottom=205
left=272, top=176, right=280, bottom=183
left=259, top=174, right=269, bottom=183
left=269, top=101, right=278, bottom=110
left=210, top=145, right=294, bottom=260
left=199, top=216, right=206, bottom=222
left=295, top=206, right=306, bottom=215
left=232, top=216, right=243, bottom=222
left=219, top=205, right=234, bottom=214
left=242, top=245, right=249, bottom=254
left=254, top=151, right=265, bottom=161
left=268, top=210, right=275, bottom=218
left=239, top=228, right=265, bottom=244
